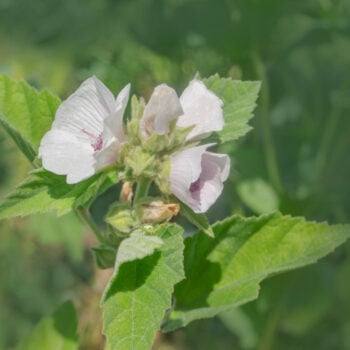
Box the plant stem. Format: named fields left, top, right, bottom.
left=77, top=208, right=105, bottom=243
left=252, top=50, right=283, bottom=193
left=134, top=177, right=151, bottom=203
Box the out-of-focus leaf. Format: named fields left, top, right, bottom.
left=16, top=301, right=78, bottom=350
left=203, top=75, right=261, bottom=143
left=27, top=212, right=85, bottom=261
left=237, top=178, right=279, bottom=214
left=102, top=224, right=184, bottom=350
left=0, top=168, right=117, bottom=218
left=163, top=212, right=350, bottom=331
left=0, top=74, right=60, bottom=162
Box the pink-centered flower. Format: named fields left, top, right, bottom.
left=170, top=144, right=230, bottom=213
left=39, top=76, right=130, bottom=184
left=140, top=79, right=230, bottom=213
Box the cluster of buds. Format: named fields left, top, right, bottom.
left=39, top=76, right=230, bottom=234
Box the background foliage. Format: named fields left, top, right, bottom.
left=0, top=0, right=349, bottom=349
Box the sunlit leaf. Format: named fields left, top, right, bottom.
left=0, top=74, right=60, bottom=162
left=204, top=75, right=261, bottom=143
left=163, top=212, right=350, bottom=331
left=0, top=168, right=117, bottom=218
left=102, top=224, right=184, bottom=350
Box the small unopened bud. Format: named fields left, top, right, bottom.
left=140, top=201, right=180, bottom=224
left=107, top=206, right=134, bottom=234
left=120, top=181, right=133, bottom=203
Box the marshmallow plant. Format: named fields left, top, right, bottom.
left=0, top=74, right=349, bottom=350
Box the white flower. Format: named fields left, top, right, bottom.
left=140, top=79, right=224, bottom=140
left=140, top=84, right=183, bottom=139
left=139, top=79, right=229, bottom=212
left=170, top=144, right=230, bottom=213
left=39, top=76, right=130, bottom=184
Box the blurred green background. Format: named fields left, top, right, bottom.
left=1, top=0, right=350, bottom=349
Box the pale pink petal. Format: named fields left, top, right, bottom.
left=39, top=129, right=95, bottom=184
left=52, top=76, right=115, bottom=141
left=202, top=152, right=231, bottom=181
left=170, top=147, right=230, bottom=213
left=140, top=84, right=183, bottom=138
left=94, top=139, right=120, bottom=170
left=170, top=144, right=213, bottom=211
left=104, top=83, right=130, bottom=141
left=189, top=152, right=230, bottom=212
left=177, top=79, right=224, bottom=140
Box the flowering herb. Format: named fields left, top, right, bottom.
left=0, top=73, right=349, bottom=350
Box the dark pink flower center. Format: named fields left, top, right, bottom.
left=190, top=178, right=203, bottom=194
left=82, top=129, right=103, bottom=152
left=92, top=135, right=103, bottom=151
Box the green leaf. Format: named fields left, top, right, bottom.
left=16, top=301, right=78, bottom=350
left=179, top=202, right=214, bottom=237
left=116, top=230, right=164, bottom=265
left=102, top=224, right=185, bottom=350
left=203, top=75, right=261, bottom=143
left=163, top=212, right=350, bottom=331
left=0, top=168, right=117, bottom=219
left=0, top=74, right=60, bottom=162
left=237, top=178, right=279, bottom=214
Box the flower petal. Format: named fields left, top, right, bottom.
left=52, top=76, right=115, bottom=141
left=104, top=83, right=130, bottom=141
left=140, top=84, right=183, bottom=138
left=39, top=129, right=96, bottom=184
left=170, top=147, right=230, bottom=213
left=189, top=152, right=231, bottom=212
left=177, top=79, right=224, bottom=140
left=202, top=151, right=231, bottom=181
left=94, top=139, right=120, bottom=170
left=170, top=144, right=212, bottom=210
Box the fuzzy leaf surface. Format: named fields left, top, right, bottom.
left=102, top=224, right=184, bottom=350
left=116, top=231, right=164, bottom=266
left=0, top=74, right=60, bottom=162
left=0, top=168, right=117, bottom=218
left=163, top=212, right=350, bottom=331
left=204, top=75, right=261, bottom=143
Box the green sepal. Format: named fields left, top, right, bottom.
left=124, top=146, right=156, bottom=178
left=92, top=245, right=118, bottom=269
left=130, top=94, right=146, bottom=121
left=106, top=203, right=135, bottom=234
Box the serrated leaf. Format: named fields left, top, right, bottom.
left=163, top=212, right=350, bottom=331
left=102, top=224, right=185, bottom=350
left=0, top=168, right=117, bottom=219
left=16, top=301, right=78, bottom=350
left=116, top=231, right=164, bottom=266
left=179, top=201, right=214, bottom=237
left=0, top=74, right=60, bottom=162
left=203, top=75, right=261, bottom=143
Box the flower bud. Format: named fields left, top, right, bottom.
left=120, top=181, right=133, bottom=203
left=106, top=205, right=135, bottom=234
left=139, top=201, right=180, bottom=224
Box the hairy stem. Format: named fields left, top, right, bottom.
left=134, top=177, right=151, bottom=203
